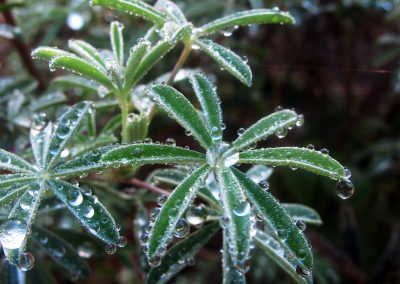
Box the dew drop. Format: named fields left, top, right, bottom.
left=117, top=236, right=127, bottom=248
left=306, top=144, right=315, bottom=150
left=237, top=127, right=245, bottom=136
left=31, top=113, right=48, bottom=130
left=277, top=228, right=288, bottom=241
left=186, top=205, right=206, bottom=227
left=174, top=219, right=190, bottom=238
left=258, top=179, right=269, bottom=190
left=165, top=138, right=176, bottom=146
left=296, top=265, right=310, bottom=277
left=150, top=208, right=160, bottom=222
left=344, top=168, right=352, bottom=178
left=336, top=179, right=354, bottom=199
left=144, top=137, right=152, bottom=143
left=275, top=127, right=288, bottom=139
left=18, top=252, right=35, bottom=271
left=83, top=206, right=94, bottom=218
left=139, top=233, right=149, bottom=244
left=68, top=190, right=83, bottom=206
left=210, top=126, right=221, bottom=142
left=296, top=220, right=306, bottom=232
left=105, top=243, right=117, bottom=254
left=185, top=257, right=195, bottom=266
left=148, top=254, right=162, bottom=267
left=296, top=114, right=304, bottom=127
left=157, top=195, right=168, bottom=206
left=219, top=216, right=230, bottom=229
left=233, top=202, right=251, bottom=217
left=0, top=219, right=27, bottom=249
left=184, top=129, right=192, bottom=136
left=319, top=148, right=329, bottom=155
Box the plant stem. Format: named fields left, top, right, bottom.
left=166, top=42, right=192, bottom=85
left=127, top=178, right=171, bottom=196
left=119, top=93, right=130, bottom=143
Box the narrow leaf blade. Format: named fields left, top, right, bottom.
left=232, top=168, right=313, bottom=273
left=48, top=179, right=119, bottom=244
left=146, top=84, right=214, bottom=149
left=283, top=204, right=322, bottom=226
left=68, top=39, right=106, bottom=71
left=110, top=22, right=124, bottom=67
left=198, top=9, right=295, bottom=36
left=196, top=39, right=252, bottom=86
left=155, top=0, right=187, bottom=24
left=233, top=109, right=300, bottom=151
left=148, top=165, right=210, bottom=257
left=49, top=55, right=116, bottom=91
left=92, top=0, right=166, bottom=26
left=222, top=229, right=246, bottom=284
left=32, top=226, right=90, bottom=278
left=189, top=73, right=223, bottom=137
left=51, top=75, right=99, bottom=93
left=123, top=40, right=150, bottom=92
left=0, top=174, right=36, bottom=189
left=31, top=47, right=72, bottom=61
left=146, top=222, right=219, bottom=284
left=0, top=149, right=36, bottom=173
left=239, top=147, right=347, bottom=180
left=216, top=167, right=252, bottom=269
left=30, top=122, right=53, bottom=169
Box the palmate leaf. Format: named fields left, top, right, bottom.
left=283, top=204, right=322, bottom=226
left=232, top=168, right=313, bottom=274
left=32, top=226, right=90, bottom=279
left=68, top=40, right=106, bottom=72
left=216, top=167, right=252, bottom=270
left=0, top=149, right=36, bottom=173
left=92, top=0, right=166, bottom=26
left=254, top=230, right=312, bottom=284
left=45, top=101, right=93, bottom=170
left=110, top=22, right=124, bottom=67
left=146, top=222, right=219, bottom=284
left=1, top=181, right=46, bottom=265
left=147, top=165, right=210, bottom=258
left=0, top=174, right=36, bottom=190
left=197, top=8, right=295, bottom=36
left=195, top=39, right=252, bottom=86
left=146, top=84, right=214, bottom=149
left=233, top=109, right=300, bottom=151
left=49, top=55, right=117, bottom=92
left=189, top=73, right=223, bottom=138
left=48, top=179, right=119, bottom=244
left=239, top=147, right=347, bottom=180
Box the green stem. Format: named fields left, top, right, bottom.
left=119, top=92, right=130, bottom=143
left=166, top=42, right=192, bottom=85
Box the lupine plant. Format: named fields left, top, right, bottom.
left=0, top=0, right=355, bottom=283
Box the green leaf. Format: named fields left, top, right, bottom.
left=30, top=122, right=53, bottom=169
left=68, top=40, right=106, bottom=71
left=31, top=47, right=72, bottom=61
left=30, top=92, right=67, bottom=112
left=232, top=168, right=313, bottom=273
left=195, top=39, right=252, bottom=86
left=0, top=183, right=29, bottom=208
left=50, top=146, right=118, bottom=177
left=51, top=75, right=99, bottom=93
left=48, top=179, right=119, bottom=244
left=123, top=40, right=150, bottom=92
left=0, top=149, right=36, bottom=173
left=216, top=167, right=252, bottom=269
left=155, top=0, right=187, bottom=24
left=283, top=204, right=322, bottom=226
left=146, top=222, right=219, bottom=284
left=254, top=230, right=312, bottom=284
left=146, top=84, right=214, bottom=149
left=110, top=22, right=124, bottom=67
left=92, top=0, right=166, bottom=26
left=49, top=55, right=116, bottom=92
left=0, top=174, right=36, bottom=189
left=197, top=8, right=295, bottom=36
left=46, top=102, right=93, bottom=170
left=232, top=109, right=299, bottom=151
left=32, top=226, right=90, bottom=278
left=148, top=165, right=210, bottom=258
left=2, top=181, right=46, bottom=265
left=101, top=144, right=206, bottom=167
left=239, top=147, right=347, bottom=180
left=222, top=229, right=246, bottom=284
left=0, top=2, right=25, bottom=13
left=189, top=73, right=223, bottom=138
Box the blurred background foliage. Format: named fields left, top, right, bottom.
left=1, top=0, right=400, bottom=283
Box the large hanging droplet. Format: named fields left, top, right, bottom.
left=296, top=220, right=306, bottom=232
left=0, top=219, right=27, bottom=249
left=174, top=219, right=190, bottom=238
left=18, top=252, right=35, bottom=271
left=336, top=179, right=354, bottom=199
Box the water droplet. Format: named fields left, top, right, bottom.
left=233, top=202, right=251, bottom=217
left=150, top=207, right=160, bottom=222
left=31, top=113, right=48, bottom=130
left=237, top=128, right=245, bottom=136
left=274, top=106, right=283, bottom=112
left=306, top=144, right=315, bottom=150
left=105, top=243, right=117, bottom=254
left=0, top=219, right=27, bottom=249
left=117, top=236, right=127, bottom=248
left=19, top=200, right=30, bottom=211
left=186, top=205, right=206, bottom=227
left=184, top=129, right=192, bottom=136
left=296, top=265, right=310, bottom=277
left=185, top=257, right=195, bottom=266
left=235, top=259, right=251, bottom=273
left=220, top=216, right=230, bottom=229
left=68, top=190, right=83, bottom=206
left=344, top=168, right=352, bottom=178
left=157, top=195, right=168, bottom=206
left=144, top=137, right=152, bottom=143
left=60, top=149, right=70, bottom=158
left=148, top=254, right=162, bottom=267
left=210, top=126, right=221, bottom=142
left=56, top=124, right=70, bottom=139
left=174, top=219, right=189, bottom=238
left=258, top=179, right=269, bottom=190
left=275, top=127, right=288, bottom=139
left=139, top=233, right=149, bottom=244
left=83, top=206, right=94, bottom=218
left=296, top=220, right=306, bottom=232
left=165, top=138, right=176, bottom=146
left=336, top=179, right=354, bottom=199
left=221, top=123, right=226, bottom=130
left=296, top=114, right=304, bottom=127
left=319, top=148, right=329, bottom=155
left=277, top=228, right=288, bottom=241
left=18, top=252, right=35, bottom=271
